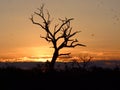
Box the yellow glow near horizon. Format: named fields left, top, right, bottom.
left=0, top=47, right=120, bottom=62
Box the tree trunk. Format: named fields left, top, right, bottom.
left=50, top=49, right=59, bottom=71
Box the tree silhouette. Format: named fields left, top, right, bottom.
left=30, top=4, right=86, bottom=70
left=80, top=55, right=93, bottom=69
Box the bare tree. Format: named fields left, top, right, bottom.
left=80, top=55, right=93, bottom=69
left=30, top=4, right=86, bottom=70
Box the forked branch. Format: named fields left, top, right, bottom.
left=30, top=4, right=54, bottom=42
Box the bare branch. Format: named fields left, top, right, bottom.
left=59, top=53, right=71, bottom=56
left=65, top=44, right=86, bottom=48
left=67, top=27, right=72, bottom=36
left=68, top=31, right=81, bottom=38
left=71, top=39, right=78, bottom=45
left=40, top=35, right=51, bottom=42
left=54, top=24, right=59, bottom=35
left=56, top=35, right=63, bottom=42
left=30, top=4, right=54, bottom=41
left=37, top=4, right=45, bottom=17
left=57, top=29, right=85, bottom=49
left=40, top=31, right=53, bottom=42
left=80, top=55, right=93, bottom=69
left=34, top=10, right=48, bottom=26
left=58, top=41, right=66, bottom=50
left=30, top=15, right=45, bottom=29
left=58, top=38, right=86, bottom=49
left=54, top=18, right=74, bottom=35
left=46, top=10, right=51, bottom=24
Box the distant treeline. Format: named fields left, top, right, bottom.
left=0, top=63, right=120, bottom=90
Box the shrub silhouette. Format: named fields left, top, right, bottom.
left=0, top=63, right=120, bottom=90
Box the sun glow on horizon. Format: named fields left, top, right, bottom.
left=0, top=49, right=120, bottom=63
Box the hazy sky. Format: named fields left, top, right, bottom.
left=0, top=0, right=120, bottom=61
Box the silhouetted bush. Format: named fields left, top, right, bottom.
left=0, top=62, right=120, bottom=90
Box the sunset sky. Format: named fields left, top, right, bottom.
left=0, top=0, right=120, bottom=62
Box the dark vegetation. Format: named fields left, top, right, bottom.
left=0, top=62, right=120, bottom=90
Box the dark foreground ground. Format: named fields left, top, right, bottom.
left=0, top=66, right=120, bottom=90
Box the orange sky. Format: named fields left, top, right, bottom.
left=0, top=0, right=120, bottom=62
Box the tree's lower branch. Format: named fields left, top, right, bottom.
left=65, top=44, right=86, bottom=48
left=40, top=35, right=52, bottom=42
left=59, top=53, right=71, bottom=56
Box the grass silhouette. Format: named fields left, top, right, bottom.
left=0, top=62, right=120, bottom=90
